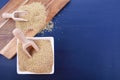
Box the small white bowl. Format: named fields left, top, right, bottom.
left=17, top=37, right=54, bottom=74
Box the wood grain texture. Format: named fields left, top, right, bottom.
left=0, top=0, right=70, bottom=59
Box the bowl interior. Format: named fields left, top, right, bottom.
left=17, top=37, right=54, bottom=74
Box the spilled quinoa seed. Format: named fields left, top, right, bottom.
left=16, top=2, right=47, bottom=36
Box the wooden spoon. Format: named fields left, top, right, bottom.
left=12, top=28, right=39, bottom=58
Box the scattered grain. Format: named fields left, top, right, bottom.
left=16, top=2, right=47, bottom=36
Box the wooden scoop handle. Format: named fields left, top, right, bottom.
left=12, top=28, right=27, bottom=44
left=2, top=13, right=13, bottom=19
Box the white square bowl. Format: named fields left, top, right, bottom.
left=17, top=37, right=54, bottom=74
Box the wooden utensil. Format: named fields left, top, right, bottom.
left=2, top=11, right=28, bottom=21
left=0, top=0, right=70, bottom=59
left=13, top=28, right=39, bottom=58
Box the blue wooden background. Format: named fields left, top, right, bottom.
left=0, top=0, right=120, bottom=80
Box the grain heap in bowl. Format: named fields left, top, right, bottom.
left=16, top=2, right=47, bottom=36
left=18, top=39, right=54, bottom=74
